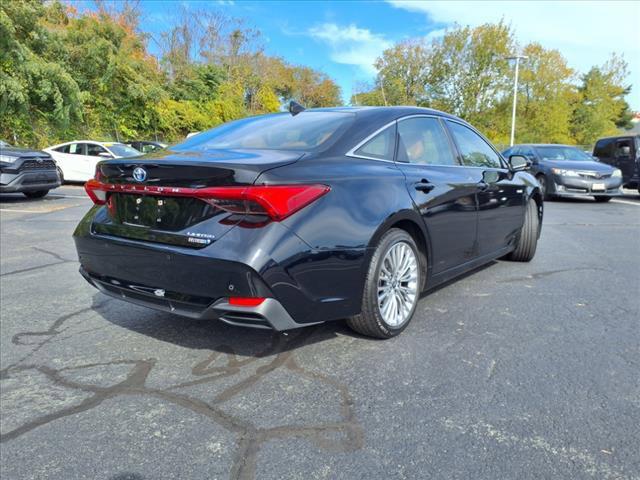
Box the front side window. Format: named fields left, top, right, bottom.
left=353, top=125, right=396, bottom=160
left=397, top=117, right=456, bottom=166
left=86, top=144, right=108, bottom=157
left=175, top=112, right=355, bottom=152
left=447, top=121, right=502, bottom=168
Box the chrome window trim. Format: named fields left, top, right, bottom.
left=444, top=118, right=508, bottom=169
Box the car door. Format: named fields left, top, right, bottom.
left=445, top=120, right=526, bottom=258
left=613, top=138, right=635, bottom=181
left=392, top=116, right=478, bottom=274
left=84, top=143, right=111, bottom=180
left=54, top=142, right=86, bottom=181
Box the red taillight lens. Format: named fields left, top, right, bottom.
left=85, top=178, right=107, bottom=204
left=84, top=181, right=330, bottom=221
left=229, top=297, right=265, bottom=307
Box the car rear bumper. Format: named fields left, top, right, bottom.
left=74, top=208, right=365, bottom=329
left=80, top=267, right=317, bottom=331
left=0, top=170, right=61, bottom=193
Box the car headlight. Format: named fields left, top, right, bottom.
left=612, top=169, right=622, bottom=178
left=551, top=168, right=580, bottom=177
left=0, top=154, right=18, bottom=164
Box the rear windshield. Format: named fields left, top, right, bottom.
left=174, top=112, right=355, bottom=152
left=534, top=146, right=593, bottom=161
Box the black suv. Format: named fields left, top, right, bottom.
left=593, top=135, right=640, bottom=192
left=0, top=141, right=61, bottom=198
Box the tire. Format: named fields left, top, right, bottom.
left=594, top=196, right=611, bottom=202
left=23, top=190, right=49, bottom=199
left=536, top=174, right=549, bottom=200
left=57, top=167, right=64, bottom=184
left=347, top=228, right=422, bottom=339
left=507, top=198, right=539, bottom=262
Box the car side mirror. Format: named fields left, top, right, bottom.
left=508, top=154, right=530, bottom=172
left=98, top=152, right=113, bottom=159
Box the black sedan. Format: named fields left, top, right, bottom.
left=0, top=142, right=61, bottom=198
left=503, top=144, right=623, bottom=202
left=74, top=107, right=543, bottom=338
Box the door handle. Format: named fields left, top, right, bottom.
left=414, top=179, right=435, bottom=193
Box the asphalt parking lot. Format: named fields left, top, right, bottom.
left=1, top=186, right=639, bottom=480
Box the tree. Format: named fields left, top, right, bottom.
left=571, top=54, right=633, bottom=145
left=374, top=39, right=431, bottom=105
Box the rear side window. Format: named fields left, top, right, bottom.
left=353, top=125, right=396, bottom=160
left=396, top=117, right=456, bottom=166
left=55, top=145, right=70, bottom=153
left=447, top=121, right=502, bottom=168
left=68, top=143, right=84, bottom=155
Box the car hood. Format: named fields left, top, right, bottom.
left=1, top=147, right=50, bottom=158
left=543, top=160, right=614, bottom=172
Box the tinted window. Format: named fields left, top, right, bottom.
left=594, top=138, right=614, bottom=157
left=353, top=125, right=395, bottom=160
left=55, top=145, right=70, bottom=153
left=175, top=112, right=355, bottom=152
left=534, top=146, right=593, bottom=161
left=397, top=117, right=456, bottom=166
left=447, top=121, right=502, bottom=168
left=86, top=143, right=108, bottom=156
left=67, top=143, right=84, bottom=155
left=615, top=139, right=633, bottom=157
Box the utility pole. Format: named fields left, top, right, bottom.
left=506, top=55, right=528, bottom=147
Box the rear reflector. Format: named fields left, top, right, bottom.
left=229, top=297, right=265, bottom=307
left=84, top=179, right=329, bottom=221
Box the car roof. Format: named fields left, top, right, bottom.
left=310, top=105, right=461, bottom=122
left=595, top=134, right=639, bottom=141
left=510, top=144, right=580, bottom=148
left=49, top=140, right=125, bottom=148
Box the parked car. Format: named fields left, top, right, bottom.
left=75, top=107, right=542, bottom=339
left=124, top=141, right=167, bottom=154
left=592, top=135, right=640, bottom=192
left=45, top=141, right=141, bottom=182
left=0, top=142, right=61, bottom=198
left=502, top=144, right=623, bottom=202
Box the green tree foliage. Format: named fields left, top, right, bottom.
left=355, top=22, right=633, bottom=146
left=2, top=1, right=341, bottom=147
left=571, top=54, right=633, bottom=145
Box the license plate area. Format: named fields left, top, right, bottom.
left=108, top=193, right=218, bottom=231
left=591, top=183, right=606, bottom=191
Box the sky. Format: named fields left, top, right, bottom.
left=86, top=0, right=640, bottom=109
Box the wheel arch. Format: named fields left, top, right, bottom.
left=364, top=209, right=431, bottom=291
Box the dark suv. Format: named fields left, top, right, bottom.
left=0, top=141, right=61, bottom=198
left=593, top=135, right=640, bottom=192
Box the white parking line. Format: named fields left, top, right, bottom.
left=611, top=199, right=640, bottom=206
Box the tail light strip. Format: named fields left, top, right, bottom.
left=85, top=179, right=330, bottom=221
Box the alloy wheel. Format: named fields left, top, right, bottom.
left=377, top=241, right=419, bottom=327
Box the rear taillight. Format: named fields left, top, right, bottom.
left=84, top=180, right=330, bottom=221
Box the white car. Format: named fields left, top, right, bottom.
left=45, top=141, right=141, bottom=182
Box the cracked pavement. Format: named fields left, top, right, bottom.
left=1, top=186, right=639, bottom=479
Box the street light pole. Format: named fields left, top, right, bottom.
left=507, top=55, right=528, bottom=147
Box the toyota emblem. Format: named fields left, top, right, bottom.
left=132, top=167, right=147, bottom=182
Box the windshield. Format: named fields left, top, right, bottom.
left=106, top=143, right=141, bottom=158
left=174, top=111, right=355, bottom=152
left=535, top=146, right=593, bottom=162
